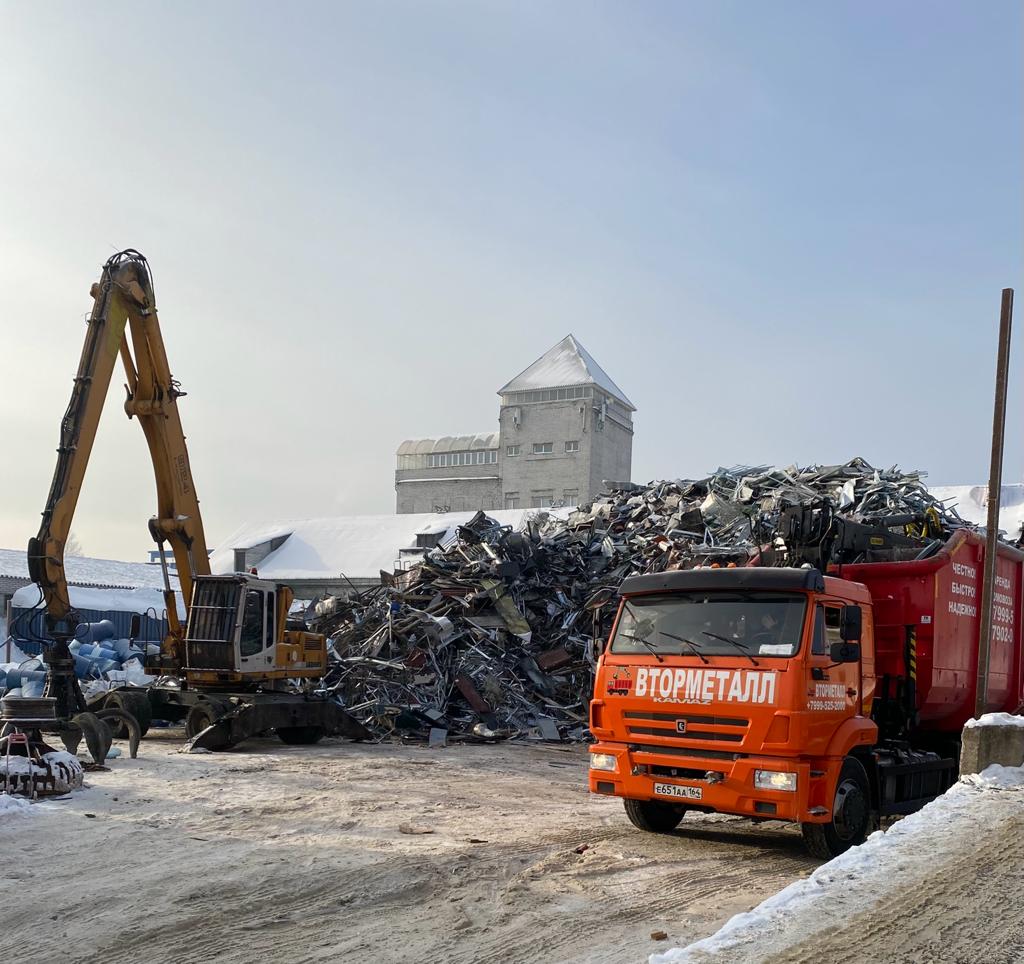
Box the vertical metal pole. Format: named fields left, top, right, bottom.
left=975, top=288, right=1014, bottom=718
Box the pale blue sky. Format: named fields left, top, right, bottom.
left=0, top=1, right=1020, bottom=559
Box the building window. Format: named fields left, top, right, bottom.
left=530, top=491, right=554, bottom=508
left=506, top=445, right=520, bottom=457
left=533, top=442, right=553, bottom=455
left=564, top=440, right=579, bottom=453
left=502, top=386, right=592, bottom=406
left=505, top=492, right=520, bottom=509
left=426, top=449, right=496, bottom=468
left=563, top=489, right=579, bottom=504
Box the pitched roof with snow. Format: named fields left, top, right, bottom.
left=209, top=509, right=574, bottom=582
left=928, top=483, right=1024, bottom=539
left=497, top=335, right=635, bottom=411
left=0, top=547, right=179, bottom=591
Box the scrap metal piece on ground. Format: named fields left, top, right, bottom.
left=428, top=727, right=448, bottom=748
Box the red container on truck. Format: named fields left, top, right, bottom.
left=588, top=529, right=1024, bottom=858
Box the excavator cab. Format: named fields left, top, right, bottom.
left=181, top=574, right=325, bottom=688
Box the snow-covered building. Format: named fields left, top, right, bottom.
left=928, top=482, right=1024, bottom=541
left=0, top=547, right=180, bottom=649
left=210, top=508, right=572, bottom=598
left=395, top=335, right=635, bottom=514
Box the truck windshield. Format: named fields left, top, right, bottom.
left=610, top=592, right=808, bottom=659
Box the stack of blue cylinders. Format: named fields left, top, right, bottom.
left=0, top=621, right=151, bottom=700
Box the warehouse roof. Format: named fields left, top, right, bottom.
left=498, top=334, right=635, bottom=410
left=210, top=508, right=573, bottom=582
left=396, top=433, right=499, bottom=456
left=929, top=483, right=1024, bottom=538
left=0, top=547, right=179, bottom=592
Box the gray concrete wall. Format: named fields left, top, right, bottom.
left=498, top=398, right=593, bottom=507
left=588, top=411, right=634, bottom=495
left=960, top=719, right=1024, bottom=775
left=394, top=474, right=501, bottom=514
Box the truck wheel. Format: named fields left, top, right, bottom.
left=802, top=757, right=871, bottom=860
left=105, top=691, right=152, bottom=738
left=277, top=726, right=325, bottom=745
left=185, top=702, right=222, bottom=740
left=623, top=798, right=685, bottom=833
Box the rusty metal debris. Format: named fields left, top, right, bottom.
left=311, top=458, right=977, bottom=744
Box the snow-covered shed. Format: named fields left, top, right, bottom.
left=210, top=508, right=572, bottom=598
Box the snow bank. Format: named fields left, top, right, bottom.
left=964, top=712, right=1024, bottom=730
left=0, top=794, right=35, bottom=818
left=652, top=764, right=1024, bottom=963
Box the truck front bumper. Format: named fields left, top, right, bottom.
left=589, top=742, right=826, bottom=823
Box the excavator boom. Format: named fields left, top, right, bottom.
left=28, top=249, right=209, bottom=643
left=24, top=251, right=369, bottom=751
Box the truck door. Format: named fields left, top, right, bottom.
left=238, top=587, right=276, bottom=671
left=808, top=603, right=861, bottom=718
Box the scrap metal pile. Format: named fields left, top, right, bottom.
left=313, top=458, right=974, bottom=743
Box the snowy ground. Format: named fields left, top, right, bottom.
left=654, top=765, right=1024, bottom=964
left=1, top=735, right=818, bottom=964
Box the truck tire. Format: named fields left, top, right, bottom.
left=623, top=798, right=685, bottom=833
left=277, top=725, right=325, bottom=745
left=802, top=757, right=871, bottom=860
left=185, top=701, right=222, bottom=740
left=105, top=690, right=152, bottom=738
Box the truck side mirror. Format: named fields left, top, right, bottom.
left=830, top=641, right=860, bottom=663
left=840, top=605, right=862, bottom=642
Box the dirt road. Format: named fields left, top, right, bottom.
left=4, top=735, right=817, bottom=964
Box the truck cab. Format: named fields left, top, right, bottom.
left=589, top=566, right=952, bottom=858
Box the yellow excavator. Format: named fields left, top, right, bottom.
left=27, top=250, right=368, bottom=750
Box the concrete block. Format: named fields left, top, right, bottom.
left=960, top=715, right=1024, bottom=775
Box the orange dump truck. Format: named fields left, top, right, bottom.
left=588, top=529, right=1024, bottom=858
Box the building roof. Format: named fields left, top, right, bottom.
left=396, top=433, right=499, bottom=456
left=497, top=334, right=635, bottom=411
left=210, top=508, right=574, bottom=582
left=0, top=547, right=179, bottom=592
left=928, top=483, right=1024, bottom=538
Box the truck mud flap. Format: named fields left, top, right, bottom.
left=188, top=697, right=371, bottom=752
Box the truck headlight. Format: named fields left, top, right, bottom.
left=590, top=753, right=618, bottom=772
left=754, top=770, right=797, bottom=791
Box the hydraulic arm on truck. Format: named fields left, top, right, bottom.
left=27, top=250, right=368, bottom=749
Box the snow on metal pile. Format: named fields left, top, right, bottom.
left=312, top=458, right=983, bottom=743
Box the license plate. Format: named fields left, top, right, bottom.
left=653, top=782, right=702, bottom=800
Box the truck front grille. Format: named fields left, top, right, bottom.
left=626, top=726, right=744, bottom=743
left=622, top=710, right=750, bottom=748
left=624, top=711, right=748, bottom=727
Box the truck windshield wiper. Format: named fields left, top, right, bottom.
left=701, top=630, right=760, bottom=666
left=617, top=631, right=665, bottom=663
left=656, top=630, right=710, bottom=664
